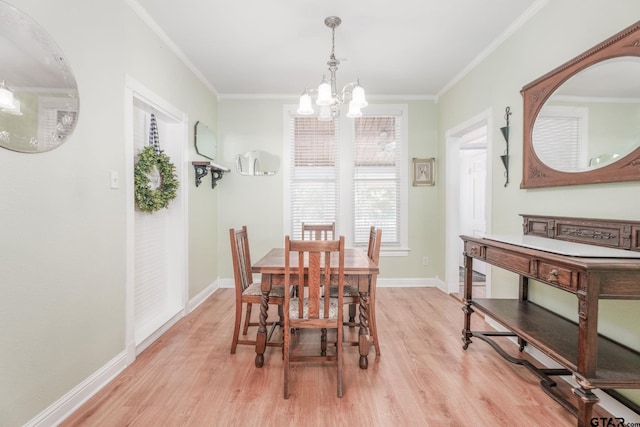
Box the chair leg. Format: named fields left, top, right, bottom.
left=242, top=303, right=252, bottom=335
left=369, top=296, right=381, bottom=356
left=230, top=301, right=243, bottom=354
left=348, top=303, right=356, bottom=324
left=337, top=325, right=343, bottom=398
left=321, top=328, right=327, bottom=356
left=284, top=324, right=290, bottom=399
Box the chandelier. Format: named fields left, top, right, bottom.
left=297, top=16, right=368, bottom=120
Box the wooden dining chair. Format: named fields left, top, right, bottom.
left=229, top=226, right=284, bottom=354
left=301, top=222, right=335, bottom=240
left=331, top=226, right=382, bottom=355
left=283, top=235, right=345, bottom=399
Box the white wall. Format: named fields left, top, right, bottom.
left=0, top=1, right=218, bottom=425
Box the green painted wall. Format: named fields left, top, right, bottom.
left=437, top=0, right=640, bottom=404
left=0, top=1, right=218, bottom=425
left=216, top=98, right=439, bottom=280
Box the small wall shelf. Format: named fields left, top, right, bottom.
left=192, top=161, right=230, bottom=189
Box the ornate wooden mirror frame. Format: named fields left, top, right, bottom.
left=521, top=21, right=640, bottom=189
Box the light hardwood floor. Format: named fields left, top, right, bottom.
left=62, top=288, right=601, bottom=426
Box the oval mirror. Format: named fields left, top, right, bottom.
left=235, top=150, right=279, bottom=176
left=521, top=21, right=640, bottom=188
left=0, top=1, right=79, bottom=153
left=532, top=57, right=640, bottom=172
left=194, top=120, right=216, bottom=160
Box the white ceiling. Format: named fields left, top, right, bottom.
left=131, top=0, right=544, bottom=99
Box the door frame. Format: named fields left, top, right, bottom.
left=124, top=76, right=189, bottom=364
left=445, top=109, right=493, bottom=295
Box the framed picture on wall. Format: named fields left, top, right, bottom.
left=412, top=157, right=435, bottom=186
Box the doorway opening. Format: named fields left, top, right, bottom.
left=445, top=110, right=493, bottom=298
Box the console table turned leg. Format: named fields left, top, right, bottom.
left=461, top=303, right=474, bottom=350
left=461, top=255, right=474, bottom=350
left=573, top=387, right=599, bottom=427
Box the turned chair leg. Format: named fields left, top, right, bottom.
left=321, top=328, right=327, bottom=356
left=348, top=303, right=356, bottom=324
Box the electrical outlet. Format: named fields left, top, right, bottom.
left=422, top=256, right=429, bottom=266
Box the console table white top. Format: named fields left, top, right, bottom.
left=481, top=234, right=640, bottom=258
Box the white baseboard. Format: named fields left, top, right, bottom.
left=224, top=277, right=440, bottom=289
left=135, top=309, right=184, bottom=356
left=483, top=316, right=640, bottom=423
left=218, top=277, right=234, bottom=289
left=223, top=276, right=440, bottom=289
left=28, top=280, right=221, bottom=427
left=188, top=279, right=220, bottom=312
left=377, top=277, right=438, bottom=287
left=25, top=351, right=128, bottom=427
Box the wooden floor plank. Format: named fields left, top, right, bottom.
left=62, top=288, right=598, bottom=426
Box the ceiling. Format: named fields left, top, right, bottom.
left=132, top=0, right=544, bottom=99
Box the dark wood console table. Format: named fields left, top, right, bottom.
left=461, top=215, right=640, bottom=427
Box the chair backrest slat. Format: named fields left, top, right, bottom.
left=367, top=226, right=382, bottom=264
left=301, top=222, right=335, bottom=241
left=230, top=226, right=252, bottom=294
left=285, top=236, right=344, bottom=321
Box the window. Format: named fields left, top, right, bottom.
left=285, top=117, right=340, bottom=239
left=284, top=105, right=408, bottom=254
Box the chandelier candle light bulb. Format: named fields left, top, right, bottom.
left=297, top=90, right=314, bottom=115
left=316, top=78, right=333, bottom=106
left=297, top=16, right=368, bottom=119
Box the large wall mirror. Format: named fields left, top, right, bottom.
left=0, top=1, right=79, bottom=153
left=521, top=21, right=640, bottom=188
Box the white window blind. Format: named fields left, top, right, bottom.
left=352, top=116, right=401, bottom=246
left=287, top=117, right=340, bottom=239
left=533, top=106, right=588, bottom=170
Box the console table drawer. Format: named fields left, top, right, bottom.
left=537, top=262, right=576, bottom=291
left=485, top=247, right=531, bottom=275
left=464, top=242, right=485, bottom=259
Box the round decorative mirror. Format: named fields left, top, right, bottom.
left=521, top=21, right=640, bottom=188
left=0, top=1, right=79, bottom=153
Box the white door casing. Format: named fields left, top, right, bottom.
left=124, top=76, right=189, bottom=363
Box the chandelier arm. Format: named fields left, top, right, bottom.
left=340, top=81, right=360, bottom=98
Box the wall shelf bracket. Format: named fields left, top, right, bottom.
left=192, top=161, right=230, bottom=189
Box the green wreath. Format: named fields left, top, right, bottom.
left=134, top=146, right=179, bottom=213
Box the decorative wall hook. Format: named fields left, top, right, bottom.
left=500, top=106, right=511, bottom=187
left=192, top=161, right=229, bottom=189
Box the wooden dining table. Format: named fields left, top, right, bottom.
left=251, top=247, right=379, bottom=370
